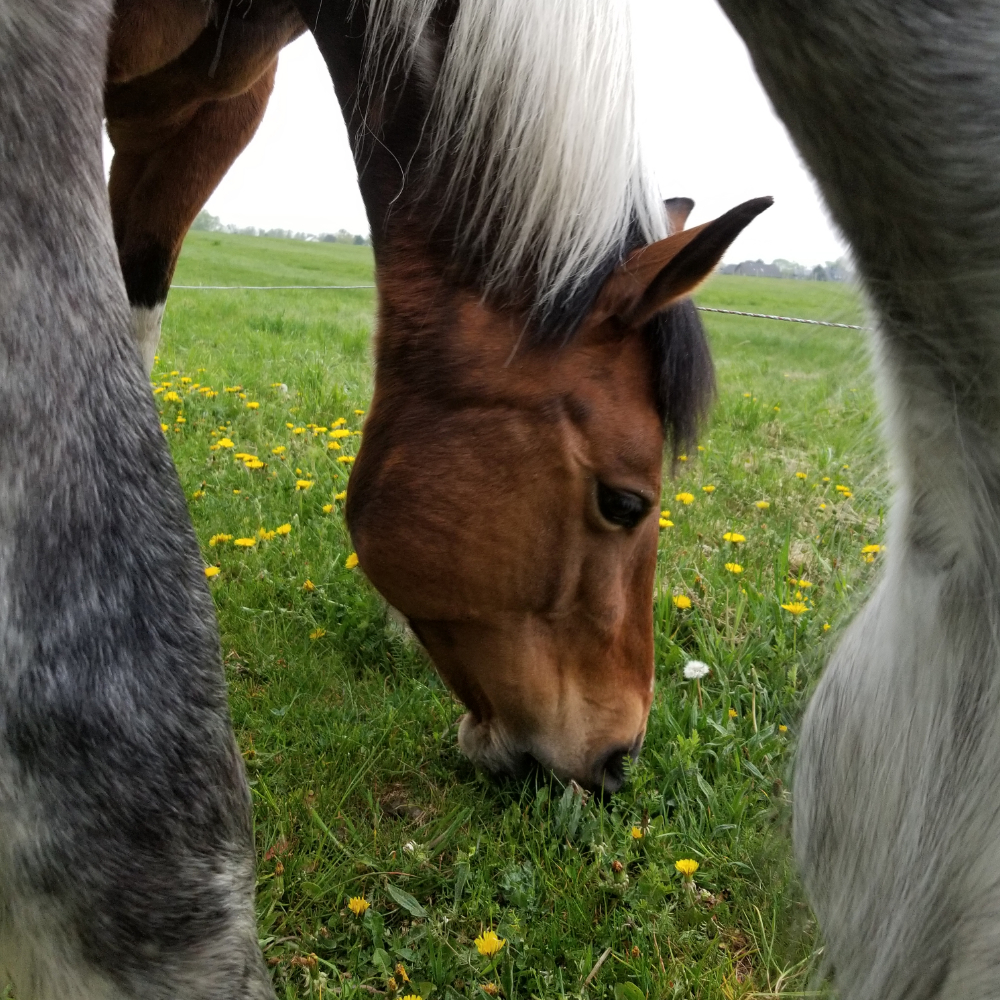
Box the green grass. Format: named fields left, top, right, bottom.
left=153, top=231, right=886, bottom=999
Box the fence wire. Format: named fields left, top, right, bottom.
left=169, top=284, right=866, bottom=330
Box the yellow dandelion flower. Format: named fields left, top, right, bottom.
left=322, top=504, right=333, bottom=513
left=329, top=429, right=351, bottom=439
left=474, top=930, right=506, bottom=957
left=728, top=708, right=737, bottom=719
left=334, top=491, right=347, bottom=501
left=354, top=409, right=365, bottom=416
left=697, top=445, right=705, bottom=452
left=234, top=453, right=253, bottom=461
left=209, top=534, right=232, bottom=546
left=796, top=579, right=813, bottom=588
left=258, top=528, right=276, bottom=541
left=314, top=427, right=328, bottom=434
left=331, top=417, right=346, bottom=427
left=162, top=391, right=182, bottom=403
left=153, top=387, right=165, bottom=395
left=673, top=594, right=691, bottom=609
left=675, top=492, right=695, bottom=504
left=755, top=500, right=770, bottom=509
left=842, top=464, right=850, bottom=470
left=292, top=427, right=306, bottom=435
left=309, top=628, right=326, bottom=640
left=295, top=480, right=314, bottom=490
left=395, top=964, right=409, bottom=984
left=180, top=376, right=192, bottom=384
left=702, top=485, right=715, bottom=493
left=773, top=406, right=781, bottom=412
left=204, top=566, right=220, bottom=578
left=160, top=423, right=168, bottom=432
left=246, top=401, right=259, bottom=410
left=345, top=552, right=359, bottom=569
left=630, top=826, right=644, bottom=840
left=327, top=441, right=341, bottom=450
left=169, top=370, right=179, bottom=376
left=659, top=517, right=674, bottom=528
left=275, top=523, right=292, bottom=536
left=781, top=602, right=808, bottom=614
left=302, top=580, right=315, bottom=592
left=174, top=416, right=186, bottom=425
left=401, top=996, right=423, bottom=1000
left=818, top=502, right=827, bottom=510
left=217, top=438, right=234, bottom=449
left=272, top=446, right=286, bottom=455
left=191, top=490, right=204, bottom=499
left=286, top=422, right=294, bottom=429
left=244, top=460, right=264, bottom=470
left=661, top=510, right=670, bottom=518
left=823, top=622, right=831, bottom=631
left=675, top=859, right=699, bottom=879
left=347, top=896, right=369, bottom=917
left=722, top=531, right=746, bottom=543
left=743, top=392, right=751, bottom=397
left=795, top=471, right=807, bottom=480
left=233, top=537, right=257, bottom=548
left=861, top=544, right=882, bottom=554
left=724, top=563, right=743, bottom=574
left=337, top=456, right=356, bottom=464
left=779, top=724, right=788, bottom=732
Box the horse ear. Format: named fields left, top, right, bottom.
left=599, top=197, right=772, bottom=329
left=664, top=196, right=695, bottom=233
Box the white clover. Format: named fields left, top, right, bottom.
left=683, top=660, right=710, bottom=681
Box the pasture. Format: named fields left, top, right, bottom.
left=155, top=231, right=880, bottom=999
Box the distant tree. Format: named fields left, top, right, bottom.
left=191, top=210, right=222, bottom=232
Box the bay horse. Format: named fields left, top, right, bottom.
left=104, top=0, right=766, bottom=799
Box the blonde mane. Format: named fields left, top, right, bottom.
left=366, top=0, right=665, bottom=316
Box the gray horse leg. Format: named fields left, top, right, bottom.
left=0, top=1, right=273, bottom=996
left=717, top=2, right=1000, bottom=997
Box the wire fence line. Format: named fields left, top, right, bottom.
left=169, top=284, right=866, bottom=330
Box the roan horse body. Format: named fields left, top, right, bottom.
left=2, top=0, right=996, bottom=997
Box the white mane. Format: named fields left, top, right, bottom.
left=366, top=0, right=665, bottom=313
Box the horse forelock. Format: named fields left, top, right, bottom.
left=362, top=0, right=666, bottom=331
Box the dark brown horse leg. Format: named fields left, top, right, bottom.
left=108, top=60, right=277, bottom=372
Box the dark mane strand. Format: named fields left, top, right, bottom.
left=645, top=299, right=716, bottom=461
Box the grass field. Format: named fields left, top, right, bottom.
left=152, top=231, right=885, bottom=999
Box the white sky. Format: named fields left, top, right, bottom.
left=111, top=0, right=848, bottom=267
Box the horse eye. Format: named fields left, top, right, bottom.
left=596, top=483, right=651, bottom=529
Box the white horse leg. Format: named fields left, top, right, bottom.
left=131, top=302, right=165, bottom=374
left=0, top=1, right=273, bottom=996
left=715, top=2, right=1000, bottom=997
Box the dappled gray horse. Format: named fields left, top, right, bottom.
left=721, top=4, right=1000, bottom=997
left=2, top=0, right=1000, bottom=997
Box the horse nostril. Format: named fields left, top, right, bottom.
left=598, top=746, right=631, bottom=792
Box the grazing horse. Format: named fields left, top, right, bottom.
left=104, top=0, right=768, bottom=797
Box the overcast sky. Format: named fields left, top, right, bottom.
left=113, top=1, right=848, bottom=267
